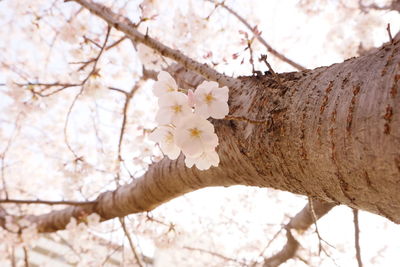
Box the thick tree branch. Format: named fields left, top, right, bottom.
left=286, top=199, right=335, bottom=232
left=263, top=230, right=299, bottom=267
left=70, top=0, right=237, bottom=88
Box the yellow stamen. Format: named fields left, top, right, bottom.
left=204, top=93, right=214, bottom=104
left=189, top=128, right=202, bottom=138
left=172, top=105, right=182, bottom=113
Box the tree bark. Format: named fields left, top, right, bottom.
left=2, top=0, right=399, bottom=233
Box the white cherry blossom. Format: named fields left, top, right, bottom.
left=194, top=81, right=229, bottom=119
left=86, top=213, right=100, bottom=226
left=137, top=43, right=163, bottom=70
left=185, top=149, right=220, bottom=170
left=153, top=71, right=178, bottom=97
left=149, top=125, right=181, bottom=160
left=83, top=77, right=106, bottom=98
left=155, top=92, right=192, bottom=125
left=175, top=114, right=218, bottom=158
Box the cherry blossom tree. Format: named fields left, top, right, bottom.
left=0, top=0, right=399, bottom=266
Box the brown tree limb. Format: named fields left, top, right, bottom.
left=263, top=199, right=336, bottom=267
left=353, top=209, right=363, bottom=267
left=286, top=199, right=335, bottom=232
left=263, top=229, right=299, bottom=267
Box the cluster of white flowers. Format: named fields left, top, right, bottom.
left=3, top=216, right=38, bottom=248
left=63, top=214, right=106, bottom=266
left=149, top=71, right=229, bottom=170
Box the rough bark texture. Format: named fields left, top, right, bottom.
left=229, top=41, right=400, bottom=223
left=5, top=0, right=399, bottom=233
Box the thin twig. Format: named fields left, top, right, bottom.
left=309, top=198, right=335, bottom=260
left=63, top=89, right=84, bottom=158
left=146, top=213, right=173, bottom=228
left=387, top=23, right=394, bottom=44
left=11, top=247, right=16, bottom=267
left=250, top=226, right=284, bottom=267
left=183, top=246, right=245, bottom=265
left=106, top=36, right=127, bottom=50
left=119, top=217, right=144, bottom=267
left=353, top=209, right=363, bottom=267
left=309, top=198, right=323, bottom=255
left=83, top=35, right=102, bottom=49
left=0, top=114, right=22, bottom=199
left=90, top=106, right=105, bottom=154
left=55, top=232, right=82, bottom=260
left=34, top=83, right=81, bottom=97
left=263, top=199, right=336, bottom=267
left=64, top=26, right=111, bottom=158
left=101, top=244, right=123, bottom=266
left=117, top=84, right=140, bottom=159
left=108, top=86, right=129, bottom=95
left=115, top=83, right=140, bottom=183
left=23, top=246, right=29, bottom=267
left=259, top=54, right=283, bottom=87
left=0, top=198, right=96, bottom=206
left=44, top=7, right=84, bottom=70
left=263, top=229, right=299, bottom=267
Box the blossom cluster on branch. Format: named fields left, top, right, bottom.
left=149, top=71, right=229, bottom=170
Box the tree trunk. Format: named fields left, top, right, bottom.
left=230, top=41, right=400, bottom=223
